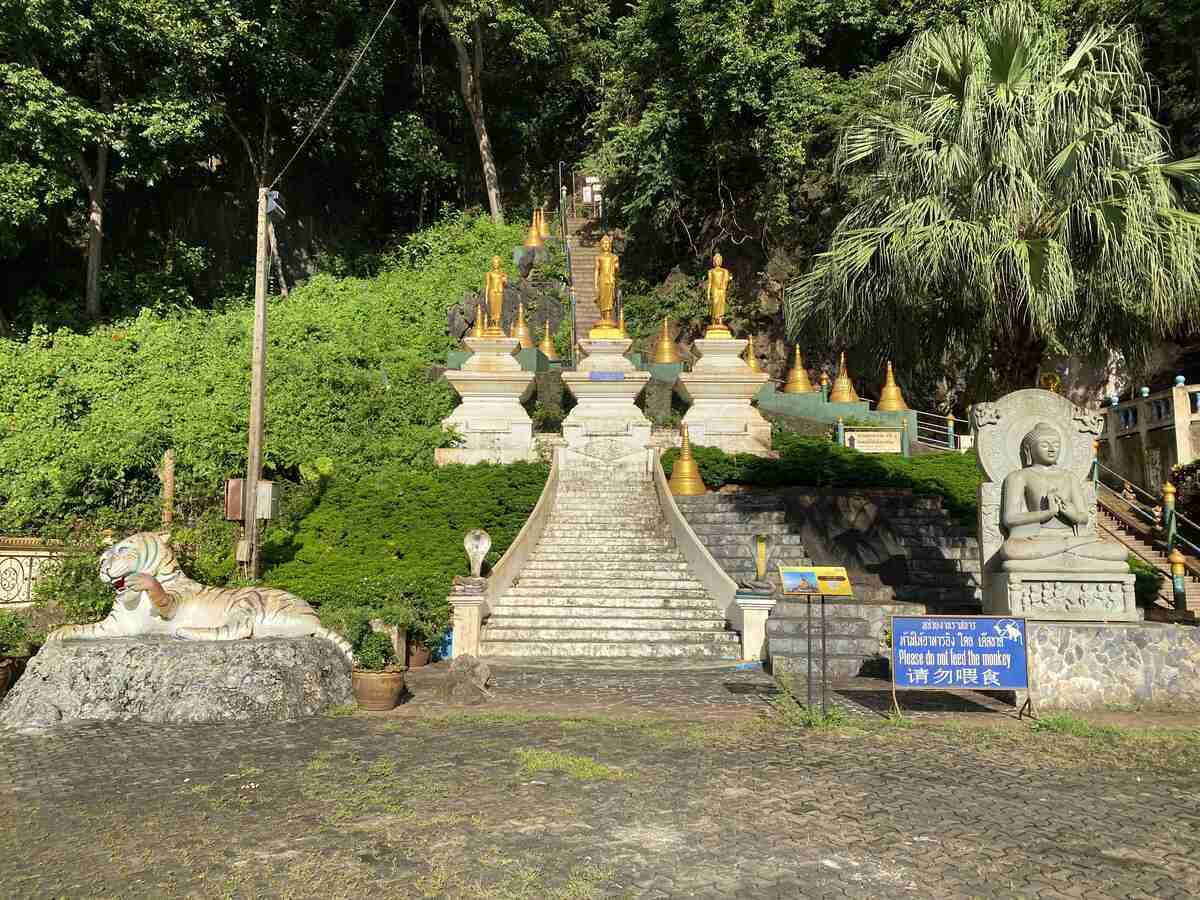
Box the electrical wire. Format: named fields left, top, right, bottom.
left=269, top=0, right=401, bottom=190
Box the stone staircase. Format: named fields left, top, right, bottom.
left=566, top=216, right=601, bottom=336
left=1098, top=505, right=1200, bottom=613
left=480, top=481, right=741, bottom=660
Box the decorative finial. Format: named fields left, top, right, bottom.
left=668, top=425, right=708, bottom=496
left=782, top=345, right=815, bottom=394
left=538, top=319, right=559, bottom=361
left=744, top=335, right=761, bottom=372
left=470, top=303, right=486, bottom=339
left=523, top=209, right=544, bottom=249
left=512, top=303, right=535, bottom=349
left=537, top=206, right=551, bottom=240
left=828, top=351, right=859, bottom=403
left=652, top=317, right=682, bottom=364
left=618, top=308, right=628, bottom=338
left=875, top=361, right=908, bottom=412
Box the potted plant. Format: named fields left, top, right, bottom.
left=351, top=631, right=406, bottom=710
left=0, top=611, right=36, bottom=701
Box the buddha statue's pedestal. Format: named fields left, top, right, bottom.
left=436, top=337, right=536, bottom=466
left=678, top=338, right=771, bottom=456
left=987, top=571, right=1137, bottom=622
left=560, top=338, right=653, bottom=481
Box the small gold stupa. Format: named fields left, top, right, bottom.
left=470, top=303, right=486, bottom=339
left=668, top=425, right=707, bottom=496
left=652, top=318, right=682, bottom=364
left=523, top=210, right=543, bottom=249
left=828, top=351, right=860, bottom=403
left=512, top=303, right=535, bottom=349
left=618, top=308, right=629, bottom=338
left=782, top=346, right=815, bottom=394
left=537, top=206, right=551, bottom=240
left=538, top=320, right=559, bottom=361
left=875, top=361, right=908, bottom=412
left=744, top=335, right=761, bottom=372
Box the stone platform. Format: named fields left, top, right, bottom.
left=0, top=636, right=352, bottom=728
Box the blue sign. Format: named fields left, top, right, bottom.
left=588, top=371, right=625, bottom=381
left=891, top=616, right=1028, bottom=691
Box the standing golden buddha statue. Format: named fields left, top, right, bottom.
left=590, top=235, right=623, bottom=339
left=705, top=253, right=733, bottom=338
left=484, top=256, right=508, bottom=337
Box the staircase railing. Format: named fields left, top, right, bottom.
left=1093, top=460, right=1200, bottom=610
left=556, top=161, right=576, bottom=368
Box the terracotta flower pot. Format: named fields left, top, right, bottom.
left=406, top=641, right=432, bottom=668
left=351, top=668, right=406, bottom=711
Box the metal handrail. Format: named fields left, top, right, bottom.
left=1094, top=470, right=1200, bottom=559
left=1096, top=462, right=1200, bottom=536
left=556, top=161, right=576, bottom=368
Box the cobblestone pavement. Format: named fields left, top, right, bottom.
left=2, top=665, right=1198, bottom=899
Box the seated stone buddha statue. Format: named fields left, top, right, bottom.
left=999, top=422, right=1128, bottom=573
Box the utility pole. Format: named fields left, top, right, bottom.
left=243, top=186, right=269, bottom=578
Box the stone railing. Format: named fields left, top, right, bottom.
left=450, top=452, right=561, bottom=657
left=1100, top=380, right=1200, bottom=487
left=650, top=455, right=740, bottom=642
left=0, top=537, right=61, bottom=608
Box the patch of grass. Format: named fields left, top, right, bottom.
left=324, top=703, right=359, bottom=717
left=771, top=676, right=861, bottom=730
left=513, top=748, right=630, bottom=781
left=1031, top=712, right=1123, bottom=742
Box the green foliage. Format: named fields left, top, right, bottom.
left=0, top=610, right=34, bottom=656
left=1172, top=459, right=1200, bottom=527
left=1128, top=554, right=1165, bottom=608
left=1031, top=713, right=1122, bottom=743
left=354, top=631, right=397, bottom=672
left=31, top=533, right=115, bottom=629
left=264, top=460, right=549, bottom=648
left=512, top=748, right=629, bottom=781
left=663, top=432, right=981, bottom=523
left=772, top=678, right=854, bottom=729
left=789, top=1, right=1200, bottom=394
left=621, top=276, right=709, bottom=340
left=0, top=212, right=524, bottom=533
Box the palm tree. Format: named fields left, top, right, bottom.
left=786, top=3, right=1200, bottom=396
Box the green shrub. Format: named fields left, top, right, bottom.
left=263, top=460, right=549, bottom=648
left=1129, top=554, right=1165, bottom=607
left=0, top=211, right=525, bottom=534
left=0, top=611, right=34, bottom=656
left=354, top=631, right=397, bottom=671
left=663, top=432, right=981, bottom=523
left=31, top=530, right=115, bottom=629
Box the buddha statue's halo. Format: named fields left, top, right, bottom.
left=972, top=389, right=1091, bottom=485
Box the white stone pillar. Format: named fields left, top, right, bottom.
left=437, top=337, right=536, bottom=466
left=678, top=338, right=771, bottom=456
left=736, top=590, right=776, bottom=661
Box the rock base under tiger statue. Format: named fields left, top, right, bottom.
left=0, top=636, right=352, bottom=729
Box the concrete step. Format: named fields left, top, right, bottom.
left=477, top=637, right=741, bottom=659
left=524, top=552, right=691, bottom=564
left=767, top=617, right=872, bottom=638
left=537, top=535, right=674, bottom=547
left=490, top=608, right=726, bottom=625
left=484, top=625, right=734, bottom=642
left=514, top=575, right=706, bottom=589
left=490, top=594, right=719, bottom=609
left=504, top=585, right=711, bottom=600
left=682, top=511, right=789, bottom=524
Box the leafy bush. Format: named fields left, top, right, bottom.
left=354, top=631, right=397, bottom=672
left=1172, top=458, right=1200, bottom=526
left=663, top=432, right=981, bottom=523
left=1128, top=555, right=1165, bottom=607
left=31, top=530, right=115, bottom=630
left=263, top=461, right=549, bottom=648
left=0, top=611, right=34, bottom=656
left=0, top=211, right=525, bottom=534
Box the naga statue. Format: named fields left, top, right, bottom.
left=45, top=532, right=353, bottom=663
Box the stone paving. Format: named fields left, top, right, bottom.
left=2, top=663, right=1199, bottom=899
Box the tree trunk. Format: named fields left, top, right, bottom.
left=993, top=321, right=1045, bottom=395
left=432, top=1, right=504, bottom=224
left=0, top=305, right=11, bottom=338
left=80, top=143, right=108, bottom=320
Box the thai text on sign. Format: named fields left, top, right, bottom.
left=843, top=429, right=902, bottom=453
left=891, top=616, right=1028, bottom=690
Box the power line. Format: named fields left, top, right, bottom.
left=269, top=0, right=401, bottom=190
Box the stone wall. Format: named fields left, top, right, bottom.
left=1028, top=622, right=1200, bottom=710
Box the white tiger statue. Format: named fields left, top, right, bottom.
left=45, top=532, right=353, bottom=664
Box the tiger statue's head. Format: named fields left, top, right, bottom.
left=99, top=532, right=179, bottom=596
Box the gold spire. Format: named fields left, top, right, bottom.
left=782, top=346, right=815, bottom=394
left=512, top=303, right=535, bottom=349
left=523, top=209, right=544, bottom=249
left=875, top=361, right=908, bottom=412
left=668, top=425, right=708, bottom=496
left=744, top=335, right=761, bottom=372
left=828, top=351, right=860, bottom=403
left=470, top=303, right=486, bottom=339
left=652, top=318, right=682, bottom=364
left=618, top=308, right=628, bottom=338
left=537, top=206, right=551, bottom=240
left=538, top=320, right=559, bottom=361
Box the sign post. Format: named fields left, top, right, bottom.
left=780, top=565, right=853, bottom=714
left=890, top=615, right=1032, bottom=718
